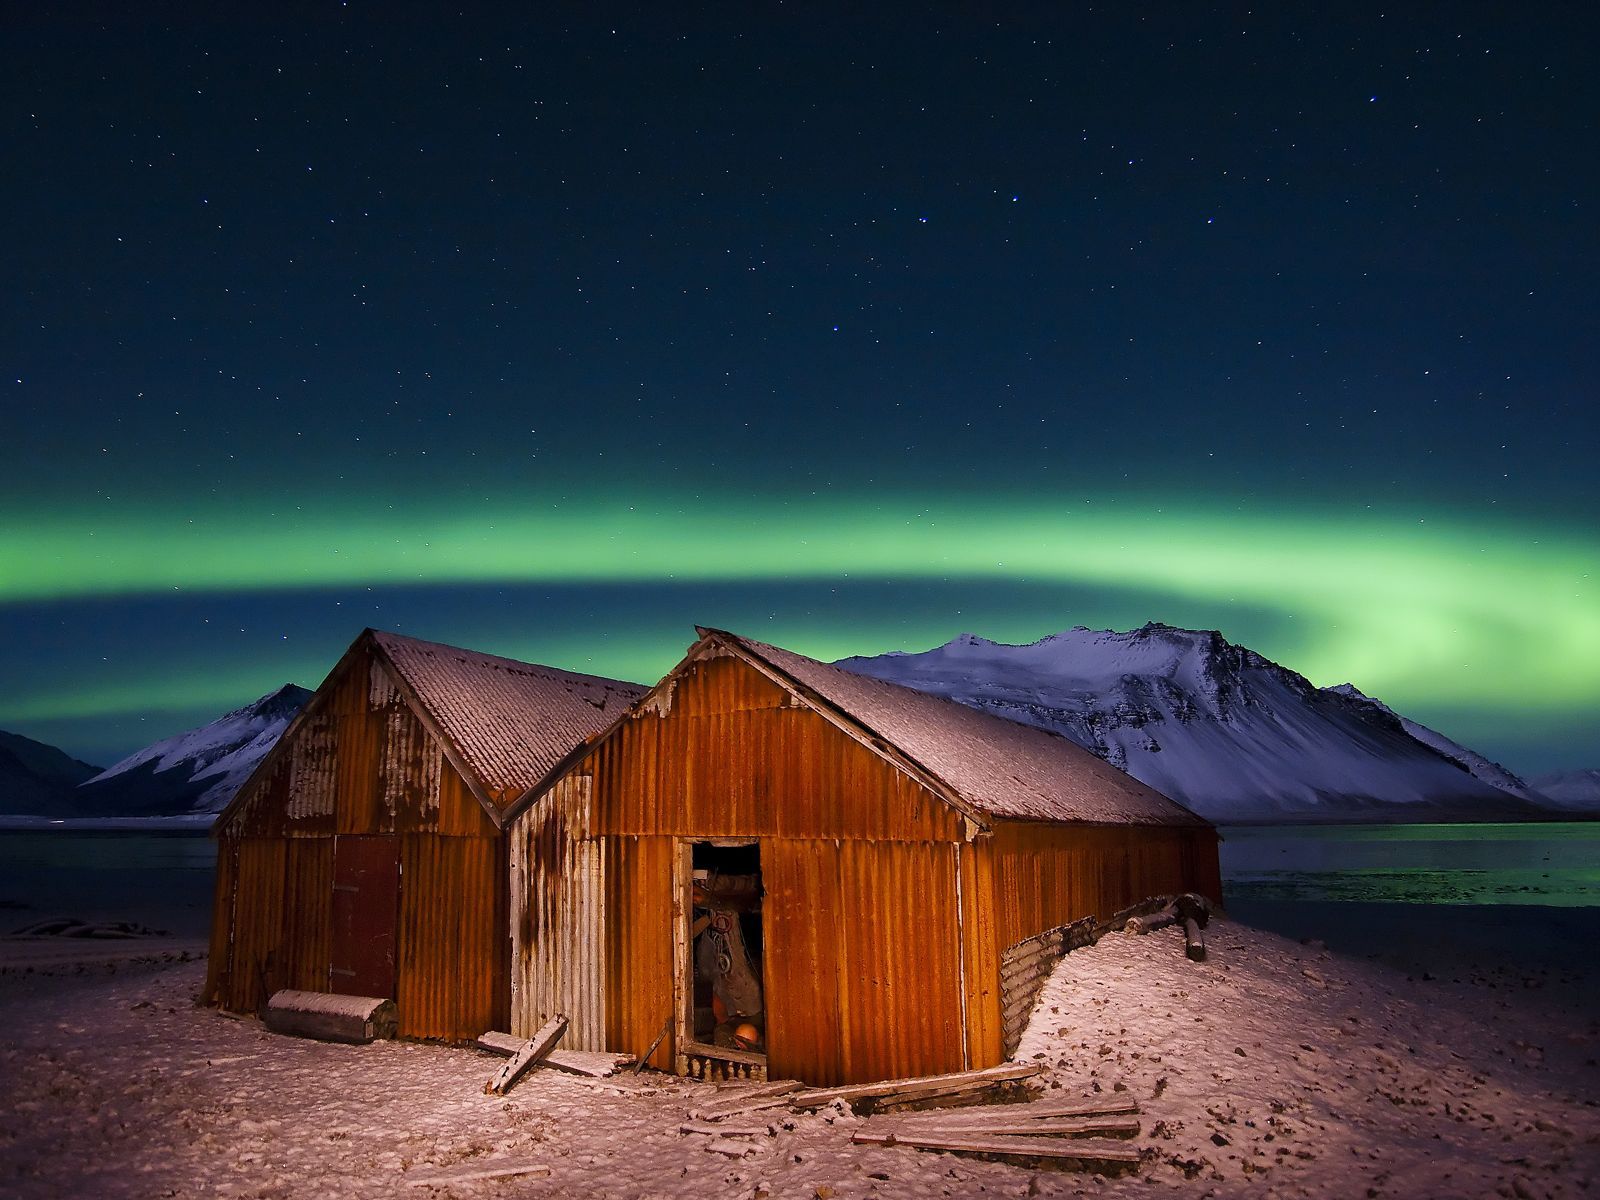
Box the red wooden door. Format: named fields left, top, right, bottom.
left=330, top=835, right=400, bottom=998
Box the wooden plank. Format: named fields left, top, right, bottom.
left=485, top=1015, right=567, bottom=1096
left=870, top=1116, right=1141, bottom=1139
left=791, top=1063, right=1041, bottom=1109
left=891, top=1098, right=1141, bottom=1124
left=689, top=1080, right=803, bottom=1121
left=678, top=1121, right=774, bottom=1137
left=406, top=1161, right=552, bottom=1186
left=477, top=1032, right=633, bottom=1077
left=544, top=1050, right=635, bottom=1077
left=476, top=1030, right=524, bottom=1056
left=851, top=1129, right=1142, bottom=1169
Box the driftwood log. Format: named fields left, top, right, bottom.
left=263, top=989, right=397, bottom=1044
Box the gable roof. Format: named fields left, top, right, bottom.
left=369, top=630, right=648, bottom=811
left=216, top=629, right=646, bottom=832
left=508, top=627, right=1212, bottom=831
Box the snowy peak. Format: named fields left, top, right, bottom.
left=839, top=625, right=1557, bottom=823
left=1530, top=768, right=1600, bottom=812
left=1323, top=683, right=1543, bottom=802
left=74, top=684, right=312, bottom=817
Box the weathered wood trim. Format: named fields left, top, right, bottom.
left=671, top=838, right=694, bottom=1077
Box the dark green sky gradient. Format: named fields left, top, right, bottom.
left=2, top=5, right=1596, bottom=776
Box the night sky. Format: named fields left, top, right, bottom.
left=3, top=5, right=1595, bottom=774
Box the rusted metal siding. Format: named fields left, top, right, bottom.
left=764, top=839, right=966, bottom=1085
left=957, top=839, right=1003, bottom=1070
left=589, top=654, right=964, bottom=843
left=218, top=837, right=286, bottom=1013
left=509, top=775, right=606, bottom=1047
left=203, top=835, right=239, bottom=1005
left=281, top=838, right=334, bottom=991
left=602, top=834, right=676, bottom=1070
left=210, top=637, right=504, bottom=1039
left=395, top=833, right=508, bottom=1040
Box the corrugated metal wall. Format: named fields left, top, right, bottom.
left=602, top=834, right=675, bottom=1070
left=510, top=775, right=606, bottom=1047
left=209, top=637, right=507, bottom=1041
left=764, top=839, right=966, bottom=1085
left=590, top=655, right=963, bottom=843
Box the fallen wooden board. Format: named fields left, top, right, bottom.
left=406, top=1161, right=552, bottom=1186
left=791, top=1063, right=1041, bottom=1110
left=475, top=1031, right=633, bottom=1077
left=868, top=1116, right=1141, bottom=1140
left=679, top=1120, right=774, bottom=1137
left=485, top=1015, right=567, bottom=1096
left=690, top=1080, right=803, bottom=1121
left=851, top=1130, right=1141, bottom=1170
left=888, top=1097, right=1141, bottom=1125
left=264, top=990, right=397, bottom=1045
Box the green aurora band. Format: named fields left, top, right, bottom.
left=4, top=497, right=1595, bottom=726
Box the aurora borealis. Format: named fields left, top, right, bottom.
left=3, top=7, right=1596, bottom=773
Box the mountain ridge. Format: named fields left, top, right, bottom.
left=837, top=623, right=1564, bottom=824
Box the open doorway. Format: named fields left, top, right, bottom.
left=687, top=841, right=765, bottom=1059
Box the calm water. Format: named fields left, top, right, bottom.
left=0, top=828, right=217, bottom=937
left=1218, top=821, right=1600, bottom=907
left=0, top=822, right=1595, bottom=943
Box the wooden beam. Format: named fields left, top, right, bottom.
left=485, top=1015, right=567, bottom=1095
left=406, top=1161, right=552, bottom=1186
left=850, top=1130, right=1142, bottom=1170
left=790, top=1063, right=1041, bottom=1110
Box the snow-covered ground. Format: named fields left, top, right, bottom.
left=2, top=917, right=1595, bottom=1199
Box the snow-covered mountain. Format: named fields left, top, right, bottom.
left=836, top=624, right=1559, bottom=824
left=72, top=684, right=312, bottom=817
left=0, top=730, right=103, bottom=816
left=1529, top=768, right=1600, bottom=813
left=1323, top=683, right=1547, bottom=803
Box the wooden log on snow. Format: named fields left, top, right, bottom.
left=850, top=1129, right=1142, bottom=1171
left=263, top=989, right=396, bottom=1044
left=1126, top=907, right=1179, bottom=935
left=790, top=1063, right=1041, bottom=1111
left=485, top=1015, right=567, bottom=1096
left=1184, top=916, right=1207, bottom=961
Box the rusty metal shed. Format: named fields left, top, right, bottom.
left=503, top=627, right=1221, bottom=1086
left=204, top=628, right=644, bottom=1041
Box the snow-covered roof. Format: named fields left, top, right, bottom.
left=369, top=630, right=647, bottom=810
left=722, top=632, right=1211, bottom=828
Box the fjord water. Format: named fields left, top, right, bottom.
left=0, top=828, right=217, bottom=937
left=1217, top=821, right=1600, bottom=907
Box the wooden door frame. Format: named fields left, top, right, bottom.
left=672, top=836, right=767, bottom=1077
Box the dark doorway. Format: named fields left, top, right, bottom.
left=690, top=841, right=764, bottom=1051
left=330, top=835, right=399, bottom=997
